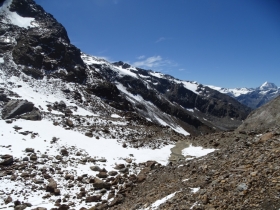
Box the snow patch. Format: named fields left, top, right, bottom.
left=182, top=144, right=216, bottom=160
left=111, top=114, right=121, bottom=118
left=173, top=79, right=199, bottom=94
left=145, top=191, right=179, bottom=210
left=190, top=187, right=200, bottom=193
left=0, top=0, right=37, bottom=28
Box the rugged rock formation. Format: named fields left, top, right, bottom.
left=1, top=0, right=86, bottom=83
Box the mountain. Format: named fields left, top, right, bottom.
left=237, top=95, right=280, bottom=133
left=208, top=82, right=280, bottom=109
left=0, top=0, right=251, bottom=137
left=0, top=0, right=269, bottom=209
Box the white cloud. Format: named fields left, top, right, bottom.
left=133, top=55, right=171, bottom=69
left=156, top=37, right=166, bottom=43
left=137, top=55, right=146, bottom=60
left=179, top=68, right=185, bottom=71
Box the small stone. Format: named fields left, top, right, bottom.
left=90, top=165, right=101, bottom=171
left=25, top=148, right=34, bottom=153
left=4, top=195, right=12, bottom=204
left=108, top=171, right=118, bottom=176
left=46, top=179, right=57, bottom=193
left=237, top=183, right=248, bottom=191
left=97, top=171, right=108, bottom=178
left=86, top=195, right=102, bottom=202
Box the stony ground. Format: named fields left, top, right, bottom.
left=109, top=128, right=280, bottom=210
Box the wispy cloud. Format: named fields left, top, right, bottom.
left=178, top=68, right=185, bottom=71
left=133, top=55, right=171, bottom=69
left=137, top=55, right=146, bottom=60
left=155, top=37, right=166, bottom=43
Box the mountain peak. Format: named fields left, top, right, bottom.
left=259, top=81, right=278, bottom=90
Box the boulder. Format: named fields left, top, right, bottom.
left=4, top=196, right=12, bottom=204
left=65, top=119, right=73, bottom=127
left=90, top=166, right=101, bottom=171
left=109, top=194, right=124, bottom=207
left=46, top=179, right=57, bottom=193
left=2, top=100, right=34, bottom=119
left=0, top=93, right=9, bottom=102
left=0, top=155, right=13, bottom=166
left=96, top=171, right=108, bottom=178
left=93, top=177, right=111, bottom=190
left=60, top=148, right=69, bottom=156
left=85, top=195, right=102, bottom=202
left=25, top=148, right=34, bottom=153
left=20, top=109, right=42, bottom=121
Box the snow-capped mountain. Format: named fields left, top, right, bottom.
left=208, top=82, right=280, bottom=109
left=0, top=0, right=251, bottom=136
left=0, top=0, right=253, bottom=209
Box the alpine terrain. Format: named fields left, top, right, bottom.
left=0, top=0, right=279, bottom=210
left=208, top=81, right=280, bottom=109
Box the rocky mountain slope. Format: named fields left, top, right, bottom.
left=208, top=82, right=280, bottom=109
left=110, top=97, right=280, bottom=210
left=0, top=0, right=251, bottom=137
left=1, top=0, right=277, bottom=209
left=237, top=95, right=280, bottom=133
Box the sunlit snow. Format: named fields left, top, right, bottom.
left=0, top=0, right=37, bottom=28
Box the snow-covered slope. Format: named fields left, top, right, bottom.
left=207, top=85, right=254, bottom=97
left=82, top=54, right=251, bottom=135
left=208, top=82, right=280, bottom=109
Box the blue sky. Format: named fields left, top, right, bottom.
left=34, top=0, right=280, bottom=88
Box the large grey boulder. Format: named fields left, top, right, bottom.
left=2, top=100, right=34, bottom=119
left=1, top=100, right=41, bottom=120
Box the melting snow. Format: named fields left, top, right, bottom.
left=190, top=187, right=200, bottom=193
left=111, top=114, right=121, bottom=118
left=144, top=191, right=179, bottom=210
left=149, top=71, right=164, bottom=79
left=173, top=79, right=199, bottom=94
left=182, top=144, right=216, bottom=160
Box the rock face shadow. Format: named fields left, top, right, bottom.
left=169, top=140, right=190, bottom=162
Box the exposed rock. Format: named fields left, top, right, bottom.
left=30, top=154, right=37, bottom=161
left=109, top=194, right=124, bottom=207
left=60, top=148, right=69, bottom=156
left=46, top=179, right=57, bottom=193
left=0, top=93, right=9, bottom=102
left=2, top=100, right=34, bottom=119
left=85, top=195, right=102, bottom=203
left=20, top=108, right=42, bottom=121
left=25, top=148, right=34, bottom=153
left=108, top=171, right=118, bottom=176
left=90, top=166, right=101, bottom=171
left=93, top=178, right=111, bottom=190
left=4, top=196, right=12, bottom=204
left=237, top=95, right=280, bottom=133
left=65, top=119, right=73, bottom=127
left=0, top=155, right=13, bottom=166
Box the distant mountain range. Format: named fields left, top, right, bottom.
left=208, top=82, right=280, bottom=109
